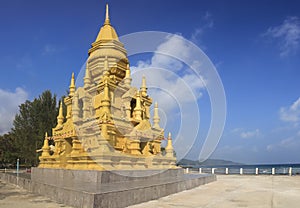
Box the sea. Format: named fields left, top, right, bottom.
left=186, top=164, right=300, bottom=175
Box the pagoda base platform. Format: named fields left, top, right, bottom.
left=29, top=167, right=216, bottom=208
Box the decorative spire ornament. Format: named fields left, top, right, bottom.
left=134, top=91, right=142, bottom=120
left=124, top=63, right=132, bottom=86
left=84, top=66, right=91, bottom=87
left=69, top=72, right=75, bottom=96
left=165, top=132, right=174, bottom=157
left=101, top=80, right=111, bottom=121
left=41, top=132, right=50, bottom=157
left=57, top=101, right=64, bottom=126
left=104, top=4, right=110, bottom=25
left=153, top=102, right=160, bottom=129
left=140, top=76, right=147, bottom=96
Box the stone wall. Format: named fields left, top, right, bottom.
left=0, top=168, right=216, bottom=208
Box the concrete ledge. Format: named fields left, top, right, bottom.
left=0, top=172, right=31, bottom=190
left=0, top=169, right=216, bottom=208
left=31, top=167, right=184, bottom=185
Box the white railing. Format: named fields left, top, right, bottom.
left=0, top=168, right=31, bottom=174
left=185, top=167, right=298, bottom=176
left=0, top=168, right=7, bottom=173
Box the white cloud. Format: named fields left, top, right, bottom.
left=264, top=16, right=300, bottom=57
left=230, top=128, right=261, bottom=139
left=279, top=97, right=300, bottom=123
left=240, top=129, right=261, bottom=139
left=191, top=28, right=203, bottom=43
left=0, top=88, right=28, bottom=135
left=131, top=34, right=206, bottom=113
left=191, top=11, right=214, bottom=45
left=130, top=34, right=208, bottom=160
left=203, top=11, right=214, bottom=28
left=231, top=128, right=243, bottom=134
left=42, top=44, right=58, bottom=55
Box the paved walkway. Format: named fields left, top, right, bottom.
left=1, top=175, right=300, bottom=208
left=0, top=180, right=72, bottom=208
left=129, top=175, right=300, bottom=208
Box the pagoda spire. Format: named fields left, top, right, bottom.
left=124, top=63, right=132, bottom=86
left=140, top=76, right=147, bottom=96
left=41, top=132, right=50, bottom=157
left=69, top=72, right=75, bottom=96
left=133, top=91, right=142, bottom=120
left=101, top=80, right=111, bottom=121
left=93, top=4, right=119, bottom=43
left=84, top=67, right=91, bottom=88
left=165, top=132, right=174, bottom=157
left=57, top=101, right=64, bottom=127
left=104, top=4, right=110, bottom=25
left=153, top=102, right=160, bottom=129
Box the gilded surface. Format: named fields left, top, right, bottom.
left=38, top=4, right=176, bottom=170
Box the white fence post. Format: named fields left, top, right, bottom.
left=186, top=168, right=189, bottom=174
left=272, top=168, right=275, bottom=175
left=199, top=168, right=202, bottom=174
left=225, top=168, right=229, bottom=175
left=240, top=168, right=243, bottom=175
left=255, top=168, right=259, bottom=175
left=4, top=168, right=6, bottom=173
left=212, top=168, right=215, bottom=174
left=289, top=167, right=292, bottom=176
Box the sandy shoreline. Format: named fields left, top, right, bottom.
left=1, top=175, right=300, bottom=208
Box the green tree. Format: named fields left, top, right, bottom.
left=0, top=133, right=18, bottom=166
left=11, top=90, right=58, bottom=166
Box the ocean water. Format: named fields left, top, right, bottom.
left=189, top=164, right=300, bottom=175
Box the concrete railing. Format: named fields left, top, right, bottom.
left=0, top=168, right=31, bottom=174
left=185, top=167, right=297, bottom=176
left=0, top=171, right=31, bottom=189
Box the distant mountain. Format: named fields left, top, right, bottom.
left=177, top=158, right=243, bottom=167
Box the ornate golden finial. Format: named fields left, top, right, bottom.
left=140, top=75, right=147, bottom=96
left=103, top=80, right=110, bottom=101
left=69, top=72, right=75, bottom=96
left=93, top=3, right=119, bottom=42
left=153, top=102, right=160, bottom=129
left=84, top=67, right=91, bottom=87
left=101, top=80, right=111, bottom=121
left=168, top=132, right=171, bottom=140
left=134, top=91, right=142, bottom=120
left=124, top=63, right=132, bottom=86
left=103, top=56, right=110, bottom=77
left=165, top=132, right=174, bottom=157
left=57, top=101, right=64, bottom=126
left=104, top=4, right=110, bottom=25
left=41, top=132, right=50, bottom=157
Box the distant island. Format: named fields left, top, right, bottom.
left=177, top=158, right=244, bottom=167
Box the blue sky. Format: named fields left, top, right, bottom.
left=1, top=0, right=300, bottom=164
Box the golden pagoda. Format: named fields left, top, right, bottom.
left=38, top=4, right=176, bottom=170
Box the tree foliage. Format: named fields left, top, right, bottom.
left=0, top=133, right=18, bottom=167
left=0, top=90, right=58, bottom=167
